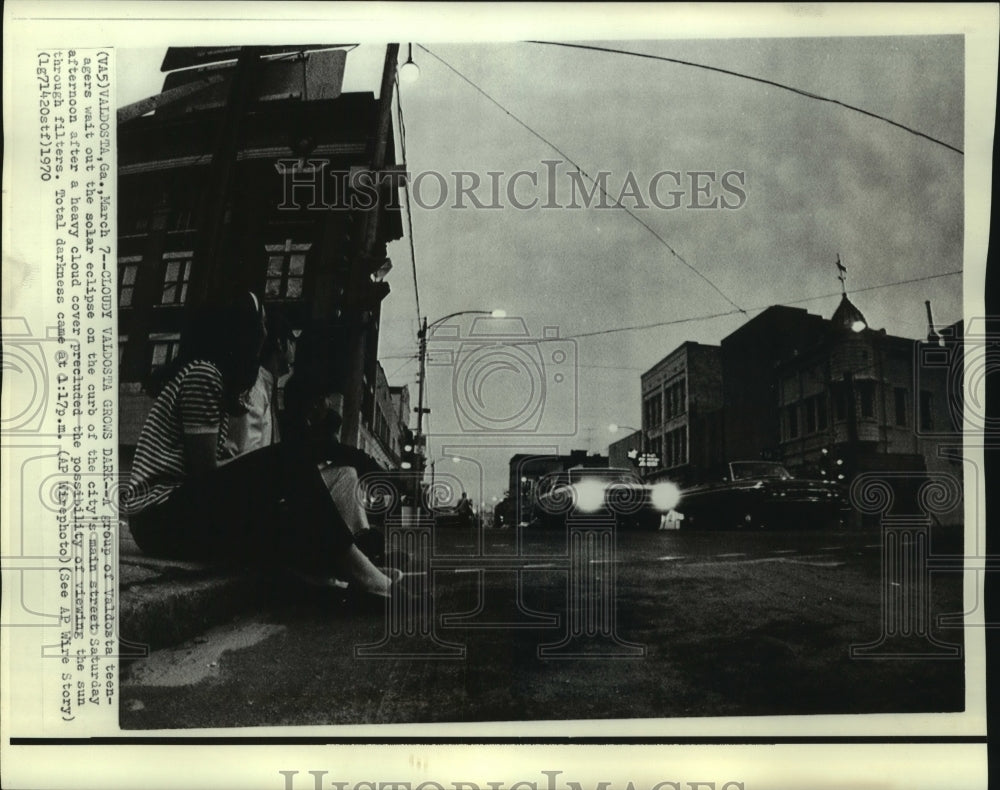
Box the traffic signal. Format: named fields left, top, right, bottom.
left=400, top=428, right=416, bottom=470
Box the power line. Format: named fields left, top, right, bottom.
left=394, top=73, right=422, bottom=329
left=564, top=269, right=962, bottom=340
left=385, top=355, right=418, bottom=381
left=529, top=41, right=963, bottom=156
left=417, top=44, right=746, bottom=316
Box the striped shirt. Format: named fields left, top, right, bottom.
left=122, top=360, right=229, bottom=515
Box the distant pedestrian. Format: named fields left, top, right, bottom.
left=456, top=491, right=475, bottom=528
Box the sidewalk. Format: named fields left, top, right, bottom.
left=119, top=521, right=268, bottom=654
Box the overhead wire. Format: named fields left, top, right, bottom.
left=564, top=269, right=962, bottom=340
left=417, top=44, right=747, bottom=316
left=394, top=72, right=422, bottom=331
left=528, top=41, right=963, bottom=156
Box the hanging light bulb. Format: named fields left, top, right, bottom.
left=399, top=43, right=420, bottom=83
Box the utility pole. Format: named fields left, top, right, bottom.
left=189, top=47, right=262, bottom=306
left=339, top=44, right=399, bottom=448
left=415, top=316, right=429, bottom=437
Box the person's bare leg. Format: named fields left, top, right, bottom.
left=340, top=545, right=392, bottom=597
left=319, top=465, right=371, bottom=535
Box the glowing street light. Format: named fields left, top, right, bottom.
left=399, top=43, right=420, bottom=83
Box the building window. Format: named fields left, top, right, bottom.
left=801, top=393, right=828, bottom=435
left=149, top=333, right=181, bottom=370
left=661, top=427, right=686, bottom=468
left=833, top=383, right=847, bottom=422
left=816, top=392, right=828, bottom=430
left=858, top=380, right=876, bottom=419
left=894, top=387, right=907, bottom=427
left=920, top=390, right=934, bottom=431
left=161, top=251, right=193, bottom=305
left=172, top=208, right=194, bottom=232
left=264, top=239, right=310, bottom=299
left=786, top=404, right=799, bottom=439
left=644, top=394, right=663, bottom=429
left=119, top=256, right=142, bottom=307
left=650, top=436, right=662, bottom=468
left=663, top=378, right=686, bottom=420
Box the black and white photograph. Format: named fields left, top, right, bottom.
left=112, top=31, right=972, bottom=727
left=1, top=2, right=995, bottom=788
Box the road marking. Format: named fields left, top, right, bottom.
left=819, top=546, right=844, bottom=551
left=773, top=549, right=797, bottom=554
left=864, top=544, right=882, bottom=548
left=685, top=556, right=846, bottom=569
left=717, top=552, right=746, bottom=558
left=657, top=556, right=683, bottom=561
left=778, top=558, right=846, bottom=568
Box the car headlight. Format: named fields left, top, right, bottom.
left=651, top=481, right=681, bottom=511
left=573, top=480, right=606, bottom=512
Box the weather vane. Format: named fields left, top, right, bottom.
left=836, top=254, right=848, bottom=294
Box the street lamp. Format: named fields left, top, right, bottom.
left=399, top=43, right=420, bottom=83
left=414, top=308, right=506, bottom=446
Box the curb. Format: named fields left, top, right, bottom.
left=119, top=522, right=267, bottom=655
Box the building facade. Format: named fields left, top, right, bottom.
left=639, top=341, right=724, bottom=484
left=608, top=431, right=642, bottom=469
left=359, top=364, right=410, bottom=469
left=634, top=296, right=962, bottom=523
left=117, top=47, right=404, bottom=463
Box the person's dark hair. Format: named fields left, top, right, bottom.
left=262, top=308, right=293, bottom=358
left=145, top=291, right=264, bottom=414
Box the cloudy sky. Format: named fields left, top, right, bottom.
left=118, top=33, right=967, bottom=504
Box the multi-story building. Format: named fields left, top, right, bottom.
left=360, top=364, right=410, bottom=469
left=639, top=341, right=724, bottom=485
left=117, top=46, right=405, bottom=464
left=719, top=305, right=829, bottom=465
left=769, top=296, right=961, bottom=485
left=633, top=295, right=962, bottom=522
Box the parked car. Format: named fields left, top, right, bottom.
left=434, top=505, right=478, bottom=529
left=530, top=466, right=681, bottom=530
left=673, top=461, right=849, bottom=530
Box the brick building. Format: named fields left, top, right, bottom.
left=639, top=341, right=724, bottom=484
left=630, top=296, right=962, bottom=522
left=116, top=46, right=407, bottom=465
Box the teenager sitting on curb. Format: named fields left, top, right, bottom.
left=223, top=308, right=294, bottom=458
left=121, top=292, right=398, bottom=604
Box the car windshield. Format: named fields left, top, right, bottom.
left=569, top=468, right=637, bottom=484
left=729, top=462, right=792, bottom=480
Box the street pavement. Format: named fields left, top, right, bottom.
left=119, top=526, right=966, bottom=729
